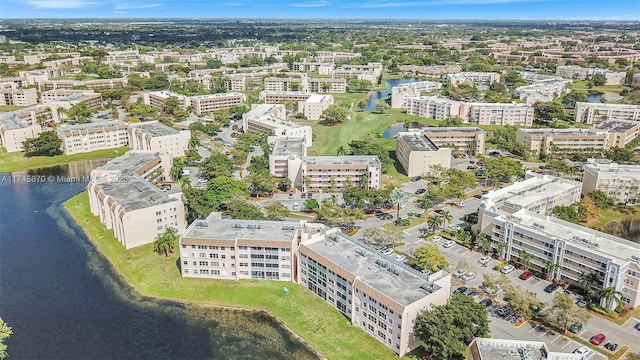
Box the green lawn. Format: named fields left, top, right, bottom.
left=584, top=206, right=640, bottom=231
left=64, top=193, right=400, bottom=360
left=0, top=147, right=129, bottom=173
left=570, top=80, right=629, bottom=94
left=0, top=105, right=28, bottom=112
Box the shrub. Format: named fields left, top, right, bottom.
left=494, top=262, right=507, bottom=271
left=589, top=304, right=617, bottom=318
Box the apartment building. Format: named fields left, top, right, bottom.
left=298, top=230, right=451, bottom=356
left=188, top=92, right=246, bottom=115
left=298, top=94, right=334, bottom=120
left=269, top=136, right=307, bottom=180
left=87, top=151, right=186, bottom=249
left=516, top=128, right=609, bottom=157
left=332, top=70, right=378, bottom=84
left=263, top=77, right=306, bottom=92
left=41, top=89, right=103, bottom=112
left=0, top=106, right=48, bottom=152
left=446, top=72, right=500, bottom=87
left=406, top=96, right=465, bottom=120
left=483, top=208, right=640, bottom=309
left=595, top=119, right=640, bottom=148
left=478, top=174, right=582, bottom=233
left=574, top=102, right=640, bottom=124
left=128, top=121, right=190, bottom=158
left=514, top=79, right=572, bottom=106
left=179, top=213, right=322, bottom=281
left=0, top=87, right=38, bottom=106
left=143, top=91, right=188, bottom=112
left=23, top=52, right=81, bottom=65
left=242, top=104, right=312, bottom=147
left=300, top=156, right=381, bottom=191
left=422, top=127, right=486, bottom=155
left=19, top=68, right=60, bottom=86
left=307, top=78, right=347, bottom=93
left=582, top=159, right=640, bottom=205
left=396, top=132, right=452, bottom=177
left=467, top=338, right=583, bottom=360
left=41, top=78, right=126, bottom=90
left=556, top=66, right=626, bottom=85
left=57, top=120, right=129, bottom=155
left=390, top=81, right=442, bottom=108
left=397, top=65, right=462, bottom=76
left=292, top=62, right=334, bottom=75
left=313, top=51, right=361, bottom=63
left=259, top=91, right=313, bottom=104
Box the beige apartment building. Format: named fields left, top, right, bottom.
left=313, top=51, right=361, bottom=63
left=298, top=229, right=451, bottom=356
left=582, top=159, right=640, bottom=205
left=596, top=120, right=640, bottom=148
left=292, top=61, right=334, bottom=75
left=331, top=70, right=377, bottom=85
left=269, top=136, right=307, bottom=180
left=398, top=65, right=462, bottom=76
left=574, top=102, right=640, bottom=124
left=300, top=156, right=381, bottom=191
left=263, top=77, right=306, bottom=92
left=41, top=89, right=103, bottom=112
left=41, top=78, right=127, bottom=91
left=188, top=92, right=246, bottom=115
left=143, top=90, right=188, bottom=112
left=390, top=81, right=442, bottom=108
left=406, top=96, right=465, bottom=120
left=259, top=91, right=313, bottom=104
left=422, top=127, right=486, bottom=155
left=88, top=151, right=186, bottom=249
left=446, top=72, right=500, bottom=86
left=482, top=208, right=640, bottom=310
left=298, top=94, right=334, bottom=120
left=556, top=65, right=626, bottom=85
left=57, top=120, right=130, bottom=155
left=0, top=87, right=38, bottom=106
left=516, top=128, right=609, bottom=157
left=0, top=106, right=49, bottom=152
left=307, top=78, right=347, bottom=93
left=396, top=132, right=452, bottom=177
left=468, top=338, right=583, bottom=360
left=242, top=104, right=312, bottom=147
left=129, top=121, right=190, bottom=158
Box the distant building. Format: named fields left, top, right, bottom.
left=57, top=120, right=129, bottom=155
left=395, top=131, right=452, bottom=177
left=0, top=106, right=49, bottom=152
left=259, top=91, right=313, bottom=104
left=516, top=128, right=609, bottom=157
left=390, top=81, right=442, bottom=108
left=41, top=89, right=103, bottom=112
left=242, top=104, right=312, bottom=147
left=574, top=102, right=640, bottom=124
left=582, top=158, right=640, bottom=205
left=128, top=121, right=190, bottom=158
left=188, top=92, right=246, bottom=116
left=468, top=338, right=583, bottom=360
left=0, top=87, right=38, bottom=106
left=298, top=94, right=334, bottom=120
left=446, top=72, right=500, bottom=87
left=422, top=127, right=485, bottom=155
left=556, top=65, right=626, bottom=85
left=397, top=64, right=461, bottom=76
left=87, top=151, right=186, bottom=249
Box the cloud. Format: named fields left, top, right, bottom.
left=113, top=2, right=164, bottom=10
left=348, top=0, right=534, bottom=8
left=22, top=0, right=99, bottom=8
left=291, top=0, right=329, bottom=7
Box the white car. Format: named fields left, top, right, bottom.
left=382, top=248, right=394, bottom=256
left=573, top=347, right=590, bottom=355
left=449, top=224, right=461, bottom=231
left=477, top=256, right=491, bottom=265
left=395, top=254, right=406, bottom=262
left=501, top=265, right=516, bottom=274
left=292, top=203, right=300, bottom=211
left=430, top=236, right=443, bottom=243
left=442, top=240, right=456, bottom=248
left=461, top=272, right=476, bottom=281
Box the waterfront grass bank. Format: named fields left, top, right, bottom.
left=64, top=192, right=399, bottom=360
left=0, top=147, right=129, bottom=173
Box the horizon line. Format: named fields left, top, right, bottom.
left=1, top=17, right=640, bottom=22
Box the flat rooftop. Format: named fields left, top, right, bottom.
left=398, top=132, right=439, bottom=151
left=57, top=120, right=127, bottom=134
left=472, top=338, right=582, bottom=360
left=183, top=215, right=317, bottom=243
left=130, top=121, right=179, bottom=137
left=305, top=94, right=332, bottom=103
left=576, top=102, right=640, bottom=109
left=190, top=92, right=244, bottom=99
left=584, top=160, right=640, bottom=177
left=95, top=174, right=179, bottom=212
left=96, top=151, right=162, bottom=175
left=595, top=119, right=640, bottom=132
left=422, top=126, right=484, bottom=134
left=272, top=136, right=305, bottom=157
left=261, top=91, right=313, bottom=96
left=148, top=90, right=182, bottom=99
left=303, top=232, right=442, bottom=306
left=0, top=106, right=42, bottom=130
left=498, top=209, right=640, bottom=263
left=521, top=128, right=606, bottom=137
left=303, top=155, right=380, bottom=166
left=481, top=174, right=581, bottom=210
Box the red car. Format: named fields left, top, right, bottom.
left=590, top=334, right=606, bottom=346
left=519, top=270, right=532, bottom=280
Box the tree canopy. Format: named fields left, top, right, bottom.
left=0, top=317, right=11, bottom=360
left=199, top=153, right=236, bottom=179
left=22, top=131, right=62, bottom=157
left=319, top=104, right=348, bottom=126
left=542, top=292, right=591, bottom=333
left=412, top=244, right=448, bottom=272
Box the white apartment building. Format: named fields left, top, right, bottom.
left=242, top=104, right=312, bottom=147
left=264, top=76, right=347, bottom=93
left=468, top=338, right=584, bottom=360
left=188, top=92, right=246, bottom=115
left=300, top=156, right=382, bottom=192
left=447, top=72, right=500, bottom=87
left=396, top=131, right=452, bottom=177
left=0, top=87, right=38, bottom=106
left=516, top=128, right=610, bottom=157
left=397, top=65, right=462, bottom=76
left=422, top=127, right=486, bottom=155
left=0, top=106, right=48, bottom=152
left=313, top=51, right=361, bottom=63
left=57, top=120, right=130, bottom=155
left=41, top=78, right=126, bottom=91
left=556, top=66, right=626, bottom=85
left=292, top=62, right=334, bottom=75
left=259, top=91, right=313, bottom=104
left=307, top=78, right=347, bottom=93
left=574, top=102, right=640, bottom=124
left=143, top=90, right=188, bottom=112
left=582, top=159, right=640, bottom=205
left=263, top=77, right=306, bottom=92
left=298, top=94, right=334, bottom=120
left=128, top=121, right=190, bottom=158
left=41, top=89, right=103, bottom=113
left=299, top=230, right=451, bottom=356
left=483, top=208, right=640, bottom=309
left=269, top=136, right=307, bottom=180
left=514, top=78, right=572, bottom=106
left=88, top=151, right=186, bottom=249
left=390, top=81, right=442, bottom=108
left=406, top=96, right=466, bottom=120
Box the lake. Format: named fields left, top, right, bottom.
left=0, top=163, right=317, bottom=360
left=365, top=78, right=424, bottom=110
left=585, top=91, right=623, bottom=103
left=601, top=217, right=640, bottom=243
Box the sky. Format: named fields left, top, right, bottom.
left=0, top=0, right=639, bottom=20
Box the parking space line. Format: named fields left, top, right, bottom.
left=549, top=335, right=561, bottom=344
left=528, top=324, right=539, bottom=333
left=560, top=339, right=572, bottom=349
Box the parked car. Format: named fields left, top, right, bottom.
left=573, top=347, right=590, bottom=355
left=430, top=236, right=443, bottom=244
left=501, top=265, right=515, bottom=274
left=454, top=269, right=466, bottom=278
left=300, top=193, right=307, bottom=199
left=635, top=322, right=640, bottom=330
left=395, top=254, right=406, bottom=263
left=449, top=224, right=462, bottom=231
left=604, top=342, right=618, bottom=351
left=462, top=288, right=477, bottom=297
left=454, top=202, right=464, bottom=207
left=461, top=272, right=476, bottom=282
left=544, top=283, right=560, bottom=293
left=307, top=193, right=313, bottom=198
left=479, top=298, right=493, bottom=307
left=292, top=203, right=300, bottom=210
left=159, top=184, right=171, bottom=192
left=288, top=193, right=295, bottom=199
left=568, top=323, right=582, bottom=333
left=411, top=176, right=422, bottom=182
left=589, top=333, right=606, bottom=346
left=454, top=286, right=467, bottom=294
left=519, top=270, right=533, bottom=280
left=415, top=188, right=426, bottom=195
left=576, top=297, right=591, bottom=307
left=381, top=248, right=394, bottom=256
left=442, top=240, right=456, bottom=248
left=466, top=165, right=476, bottom=170
left=477, top=256, right=491, bottom=265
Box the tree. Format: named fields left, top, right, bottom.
left=494, top=241, right=507, bottom=259
left=153, top=227, right=179, bottom=257
left=417, top=196, right=433, bottom=211
left=304, top=198, right=319, bottom=211
left=199, top=153, right=235, bottom=179
left=389, top=187, right=411, bottom=220
left=22, top=131, right=62, bottom=157
left=534, top=101, right=565, bottom=124
left=518, top=249, right=534, bottom=271
left=244, top=169, right=278, bottom=197
left=356, top=98, right=368, bottom=111
left=374, top=101, right=390, bottom=114
left=315, top=202, right=365, bottom=227
left=503, top=285, right=539, bottom=320
left=476, top=233, right=491, bottom=253
left=0, top=317, right=12, bottom=360
left=427, top=214, right=443, bottom=232
left=66, top=102, right=93, bottom=123
left=277, top=177, right=292, bottom=192
left=223, top=195, right=265, bottom=220
left=552, top=205, right=579, bottom=223
left=413, top=244, right=448, bottom=272
left=578, top=271, right=598, bottom=298
left=543, top=259, right=560, bottom=280
left=606, top=147, right=634, bottom=163
left=482, top=273, right=511, bottom=297
left=599, top=287, right=623, bottom=310
left=336, top=145, right=348, bottom=156
left=561, top=91, right=588, bottom=108
left=364, top=227, right=404, bottom=248
left=319, top=104, right=348, bottom=126
left=349, top=138, right=392, bottom=172
left=592, top=73, right=606, bottom=86
left=543, top=292, right=591, bottom=333
left=414, top=293, right=490, bottom=360
left=264, top=202, right=291, bottom=220
left=588, top=190, right=615, bottom=209
left=438, top=210, right=453, bottom=230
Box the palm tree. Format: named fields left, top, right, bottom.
left=303, top=176, right=312, bottom=192
left=345, top=176, right=353, bottom=188
left=494, top=241, right=507, bottom=260
left=439, top=210, right=453, bottom=230
left=457, top=229, right=471, bottom=244
left=518, top=249, right=534, bottom=270
left=188, top=135, right=201, bottom=150
left=360, top=173, right=369, bottom=190
left=578, top=271, right=598, bottom=298
left=336, top=145, right=347, bottom=156
left=599, top=287, right=623, bottom=310
left=543, top=259, right=560, bottom=281
left=426, top=215, right=442, bottom=232
left=476, top=233, right=491, bottom=254
left=153, top=227, right=179, bottom=257
left=417, top=196, right=433, bottom=211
